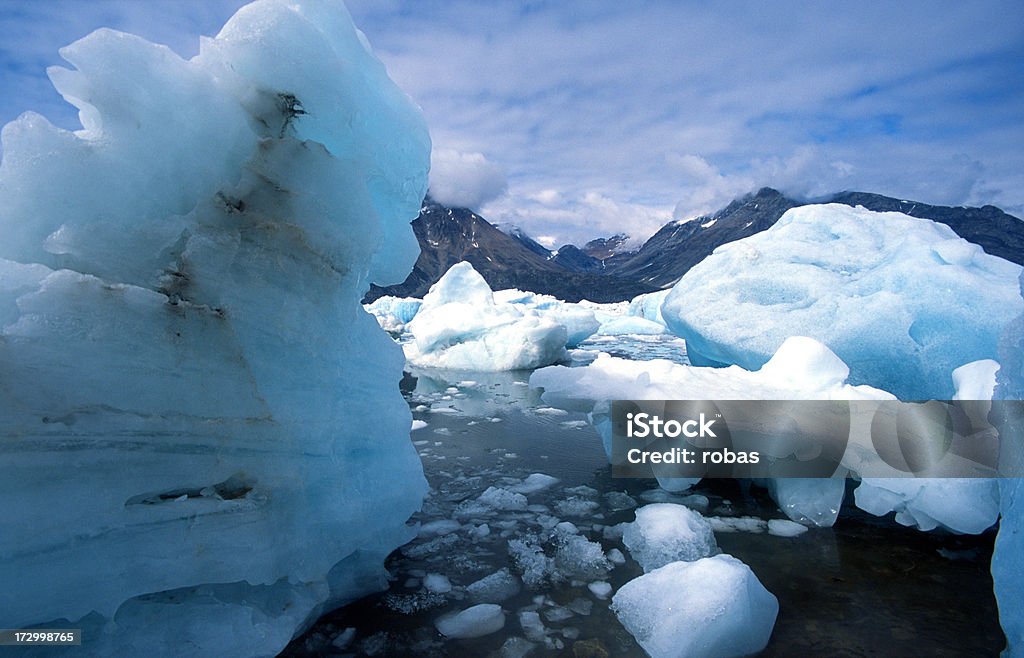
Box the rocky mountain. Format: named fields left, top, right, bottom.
left=583, top=233, right=633, bottom=259
left=365, top=199, right=657, bottom=303
left=604, top=187, right=798, bottom=288
left=550, top=245, right=604, bottom=272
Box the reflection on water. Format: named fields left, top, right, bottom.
left=285, top=335, right=1003, bottom=657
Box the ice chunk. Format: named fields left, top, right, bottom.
left=596, top=316, right=667, bottom=336
left=404, top=262, right=568, bottom=370
left=768, top=478, right=845, bottom=527
left=364, top=295, right=422, bottom=333
left=554, top=534, right=612, bottom=580
left=423, top=574, right=452, bottom=594
left=518, top=610, right=547, bottom=642
left=554, top=497, right=601, bottom=517
left=457, top=487, right=529, bottom=517
left=411, top=419, right=428, bottom=431
left=587, top=581, right=613, bottom=600
left=606, top=548, right=626, bottom=565
left=510, top=473, right=560, bottom=495
left=854, top=478, right=999, bottom=534
left=498, top=636, right=537, bottom=658
left=622, top=503, right=718, bottom=572
left=952, top=360, right=999, bottom=401
left=0, top=0, right=429, bottom=653
left=466, top=569, right=522, bottom=604
left=435, top=604, right=506, bottom=639
left=612, top=555, right=778, bottom=658
left=661, top=204, right=1022, bottom=400
left=767, top=519, right=809, bottom=537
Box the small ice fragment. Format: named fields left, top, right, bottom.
left=767, top=519, right=810, bottom=537
left=435, top=604, right=505, bottom=639
left=411, top=419, right=428, bottom=431
left=424, top=573, right=452, bottom=594
left=588, top=581, right=613, bottom=599
left=511, top=473, right=560, bottom=495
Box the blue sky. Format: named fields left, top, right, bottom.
left=1, top=0, right=1022, bottom=247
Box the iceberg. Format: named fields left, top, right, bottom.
left=612, top=555, right=778, bottom=658
left=661, top=204, right=1023, bottom=400
left=404, top=262, right=569, bottom=370
left=493, top=288, right=601, bottom=347
left=993, top=270, right=1024, bottom=656
left=0, top=1, right=429, bottom=655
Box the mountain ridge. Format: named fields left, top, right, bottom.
left=367, top=190, right=1023, bottom=303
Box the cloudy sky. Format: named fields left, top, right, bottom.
left=1, top=0, right=1021, bottom=247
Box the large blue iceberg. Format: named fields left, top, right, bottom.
left=0, top=1, right=429, bottom=655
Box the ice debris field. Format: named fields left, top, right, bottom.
left=0, top=0, right=1021, bottom=655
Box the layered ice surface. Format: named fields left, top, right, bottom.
left=661, top=204, right=1023, bottom=400
left=612, top=555, right=779, bottom=658
left=0, top=1, right=429, bottom=655
left=404, top=262, right=569, bottom=370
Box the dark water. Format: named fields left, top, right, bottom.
left=283, top=356, right=1004, bottom=658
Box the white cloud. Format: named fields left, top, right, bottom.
left=428, top=148, right=508, bottom=210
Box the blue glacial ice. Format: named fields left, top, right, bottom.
left=404, top=262, right=570, bottom=370
left=0, top=0, right=429, bottom=655
left=596, top=315, right=668, bottom=336
left=612, top=554, right=779, bottom=658
left=365, top=295, right=423, bottom=333
left=626, top=289, right=670, bottom=325
left=993, top=269, right=1024, bottom=657
left=661, top=204, right=1023, bottom=400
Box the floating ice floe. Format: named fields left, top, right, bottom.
left=660, top=203, right=1022, bottom=400
left=612, top=555, right=779, bottom=658
left=0, top=0, right=429, bottom=654
left=404, top=262, right=569, bottom=370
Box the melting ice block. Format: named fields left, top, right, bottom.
left=661, top=204, right=1022, bottom=400
left=404, top=262, right=569, bottom=370
left=612, top=555, right=778, bottom=658
left=622, top=503, right=718, bottom=572
left=0, top=0, right=429, bottom=654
